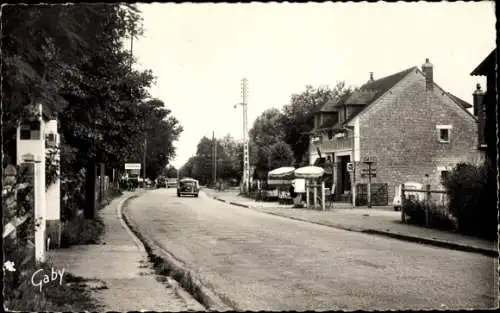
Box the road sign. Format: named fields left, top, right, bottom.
left=346, top=162, right=353, bottom=172
left=125, top=163, right=141, bottom=170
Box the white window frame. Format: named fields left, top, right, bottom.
left=436, top=125, right=452, bottom=143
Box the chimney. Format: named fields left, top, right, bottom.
left=473, top=83, right=486, bottom=147
left=422, top=58, right=433, bottom=91
left=472, top=83, right=484, bottom=117
left=368, top=72, right=374, bottom=83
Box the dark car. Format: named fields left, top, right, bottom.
left=157, top=177, right=167, bottom=188
left=177, top=178, right=199, bottom=197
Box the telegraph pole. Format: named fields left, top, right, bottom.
left=241, top=78, right=250, bottom=193
left=143, top=135, right=147, bottom=185
left=212, top=131, right=217, bottom=186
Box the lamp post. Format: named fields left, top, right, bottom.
left=234, top=78, right=250, bottom=193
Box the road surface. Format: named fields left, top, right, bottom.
left=126, top=188, right=497, bottom=311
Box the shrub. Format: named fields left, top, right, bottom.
left=442, top=163, right=496, bottom=240
left=403, top=198, right=457, bottom=231
left=60, top=214, right=105, bottom=247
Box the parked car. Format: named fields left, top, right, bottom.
left=156, top=176, right=167, bottom=188
left=177, top=178, right=199, bottom=197
left=393, top=182, right=425, bottom=211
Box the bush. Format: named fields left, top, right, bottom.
left=403, top=199, right=457, bottom=231
left=442, top=163, right=496, bottom=240
left=60, top=214, right=105, bottom=247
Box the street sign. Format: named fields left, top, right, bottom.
left=361, top=168, right=376, bottom=173
left=125, top=163, right=141, bottom=170
left=361, top=173, right=376, bottom=178
left=346, top=162, right=353, bottom=172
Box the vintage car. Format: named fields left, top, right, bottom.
left=177, top=178, right=199, bottom=197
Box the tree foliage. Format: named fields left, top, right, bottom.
left=281, top=82, right=352, bottom=166
left=2, top=4, right=182, bottom=218
left=247, top=82, right=352, bottom=176
left=179, top=134, right=243, bottom=186
left=249, top=108, right=286, bottom=174
left=268, top=141, right=295, bottom=170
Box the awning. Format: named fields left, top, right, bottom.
left=294, top=166, right=324, bottom=179
left=268, top=166, right=295, bottom=179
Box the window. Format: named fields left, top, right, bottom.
left=436, top=125, right=452, bottom=143
left=439, top=129, right=449, bottom=141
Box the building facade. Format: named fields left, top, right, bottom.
left=310, top=59, right=483, bottom=206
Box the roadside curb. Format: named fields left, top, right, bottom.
left=121, top=195, right=233, bottom=312
left=222, top=200, right=498, bottom=258
left=117, top=191, right=207, bottom=311
left=229, top=201, right=250, bottom=208
left=362, top=229, right=498, bottom=257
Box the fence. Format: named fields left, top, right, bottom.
left=401, top=183, right=453, bottom=228
left=356, top=183, right=389, bottom=206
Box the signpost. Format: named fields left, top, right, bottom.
left=362, top=158, right=377, bottom=208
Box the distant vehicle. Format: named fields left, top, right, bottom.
left=177, top=178, right=199, bottom=197
left=166, top=178, right=178, bottom=188
left=393, top=182, right=424, bottom=211
left=156, top=176, right=167, bottom=188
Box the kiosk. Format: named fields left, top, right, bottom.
left=294, top=166, right=326, bottom=210
left=267, top=167, right=295, bottom=204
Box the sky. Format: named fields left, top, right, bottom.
left=132, top=2, right=496, bottom=169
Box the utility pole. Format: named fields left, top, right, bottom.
left=212, top=131, right=217, bottom=187
left=143, top=135, right=147, bottom=185
left=241, top=78, right=250, bottom=193
left=234, top=78, right=250, bottom=193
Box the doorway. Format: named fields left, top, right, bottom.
left=336, top=155, right=352, bottom=201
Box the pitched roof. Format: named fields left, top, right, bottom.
left=446, top=93, right=472, bottom=109
left=471, top=48, right=496, bottom=76
left=345, top=67, right=416, bottom=106
left=319, top=92, right=351, bottom=112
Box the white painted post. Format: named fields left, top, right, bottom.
left=321, top=180, right=325, bottom=211
left=306, top=181, right=310, bottom=208
left=35, top=160, right=46, bottom=263
left=313, top=180, right=318, bottom=209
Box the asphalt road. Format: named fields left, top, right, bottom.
left=126, top=188, right=498, bottom=311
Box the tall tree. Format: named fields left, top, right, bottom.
left=268, top=141, right=295, bottom=170
left=249, top=108, right=286, bottom=175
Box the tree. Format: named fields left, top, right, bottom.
left=218, top=134, right=242, bottom=181
left=281, top=82, right=352, bottom=166
left=137, top=99, right=183, bottom=179
left=268, top=141, right=295, bottom=170
left=249, top=108, right=286, bottom=175
left=163, top=165, right=178, bottom=178
left=2, top=4, right=183, bottom=219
